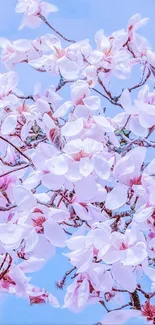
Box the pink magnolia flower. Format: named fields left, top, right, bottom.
left=0, top=174, right=17, bottom=203
left=29, top=38, right=90, bottom=79
left=141, top=301, right=155, bottom=324
left=120, top=85, right=155, bottom=136
left=26, top=285, right=59, bottom=307
left=87, top=29, right=130, bottom=80
left=0, top=222, right=32, bottom=250
left=0, top=71, right=19, bottom=108
left=63, top=274, right=100, bottom=312
left=127, top=14, right=149, bottom=38
left=104, top=147, right=146, bottom=210
left=65, top=222, right=111, bottom=272
left=16, top=0, right=58, bottom=29
left=101, top=226, right=147, bottom=266
left=126, top=14, right=150, bottom=58
left=0, top=38, right=33, bottom=68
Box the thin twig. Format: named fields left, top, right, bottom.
left=0, top=205, right=16, bottom=211
left=0, top=136, right=33, bottom=164
left=92, top=87, right=122, bottom=108
left=39, top=14, right=75, bottom=43
left=0, top=164, right=31, bottom=178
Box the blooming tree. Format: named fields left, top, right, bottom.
left=1, top=1, right=155, bottom=324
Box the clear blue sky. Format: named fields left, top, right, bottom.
left=1, top=0, right=155, bottom=324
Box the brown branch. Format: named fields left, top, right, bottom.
left=111, top=303, right=132, bottom=312
left=39, top=14, right=75, bottom=43
left=100, top=300, right=131, bottom=313
left=12, top=92, right=34, bottom=102
left=94, top=78, right=123, bottom=108
left=137, top=285, right=150, bottom=299
left=55, top=80, right=74, bottom=92
left=0, top=164, right=31, bottom=178
left=111, top=211, right=131, bottom=219
left=92, top=87, right=122, bottom=108
left=0, top=205, right=16, bottom=211
left=116, top=68, right=151, bottom=101
left=0, top=253, right=8, bottom=273
left=56, top=267, right=76, bottom=289
left=0, top=254, right=12, bottom=280
left=112, top=288, right=128, bottom=293
left=130, top=290, right=141, bottom=310
left=0, top=136, right=33, bottom=164
left=128, top=70, right=151, bottom=93
left=99, top=300, right=110, bottom=312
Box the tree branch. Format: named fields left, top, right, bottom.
left=0, top=136, right=33, bottom=165
left=0, top=164, right=31, bottom=179
left=39, top=14, right=75, bottom=43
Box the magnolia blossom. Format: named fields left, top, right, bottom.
left=63, top=274, right=101, bottom=312
left=16, top=0, right=58, bottom=29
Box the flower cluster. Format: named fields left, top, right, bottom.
left=0, top=1, right=155, bottom=324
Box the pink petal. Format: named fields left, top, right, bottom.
left=121, top=242, right=147, bottom=266
left=139, top=111, right=155, bottom=128
left=66, top=236, right=86, bottom=250
left=78, top=279, right=89, bottom=307
left=44, top=219, right=67, bottom=247
left=92, top=154, right=111, bottom=180
left=3, top=71, right=19, bottom=91
left=42, top=172, right=65, bottom=190
left=87, top=50, right=103, bottom=64
left=14, top=39, right=32, bottom=51
left=0, top=223, right=31, bottom=249
left=93, top=116, right=114, bottom=132
left=13, top=185, right=37, bottom=212
left=100, top=247, right=121, bottom=263
left=112, top=263, right=136, bottom=292
left=24, top=228, right=38, bottom=253
left=33, top=236, right=56, bottom=260
left=101, top=309, right=141, bottom=325
left=105, top=184, right=128, bottom=210
left=120, top=89, right=138, bottom=114
left=23, top=171, right=42, bottom=190
left=95, top=30, right=110, bottom=52
left=135, top=99, right=155, bottom=116
left=19, top=257, right=45, bottom=273
left=36, top=99, right=50, bottom=113
left=130, top=116, right=148, bottom=137
left=61, top=118, right=83, bottom=137
left=48, top=293, right=60, bottom=308
left=83, top=96, right=101, bottom=111
left=1, top=115, right=17, bottom=135
left=43, top=113, right=55, bottom=129
left=79, top=158, right=94, bottom=177
left=58, top=57, right=80, bottom=80
left=75, top=175, right=98, bottom=202
left=72, top=202, right=91, bottom=221
left=53, top=101, right=73, bottom=118
left=134, top=206, right=153, bottom=222
left=46, top=155, right=68, bottom=175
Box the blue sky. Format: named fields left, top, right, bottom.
left=1, top=0, right=155, bottom=324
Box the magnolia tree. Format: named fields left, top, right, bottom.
left=1, top=1, right=155, bottom=324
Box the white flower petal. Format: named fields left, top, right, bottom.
left=105, top=184, right=128, bottom=210
left=13, top=185, right=37, bottom=212
left=44, top=219, right=67, bottom=247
